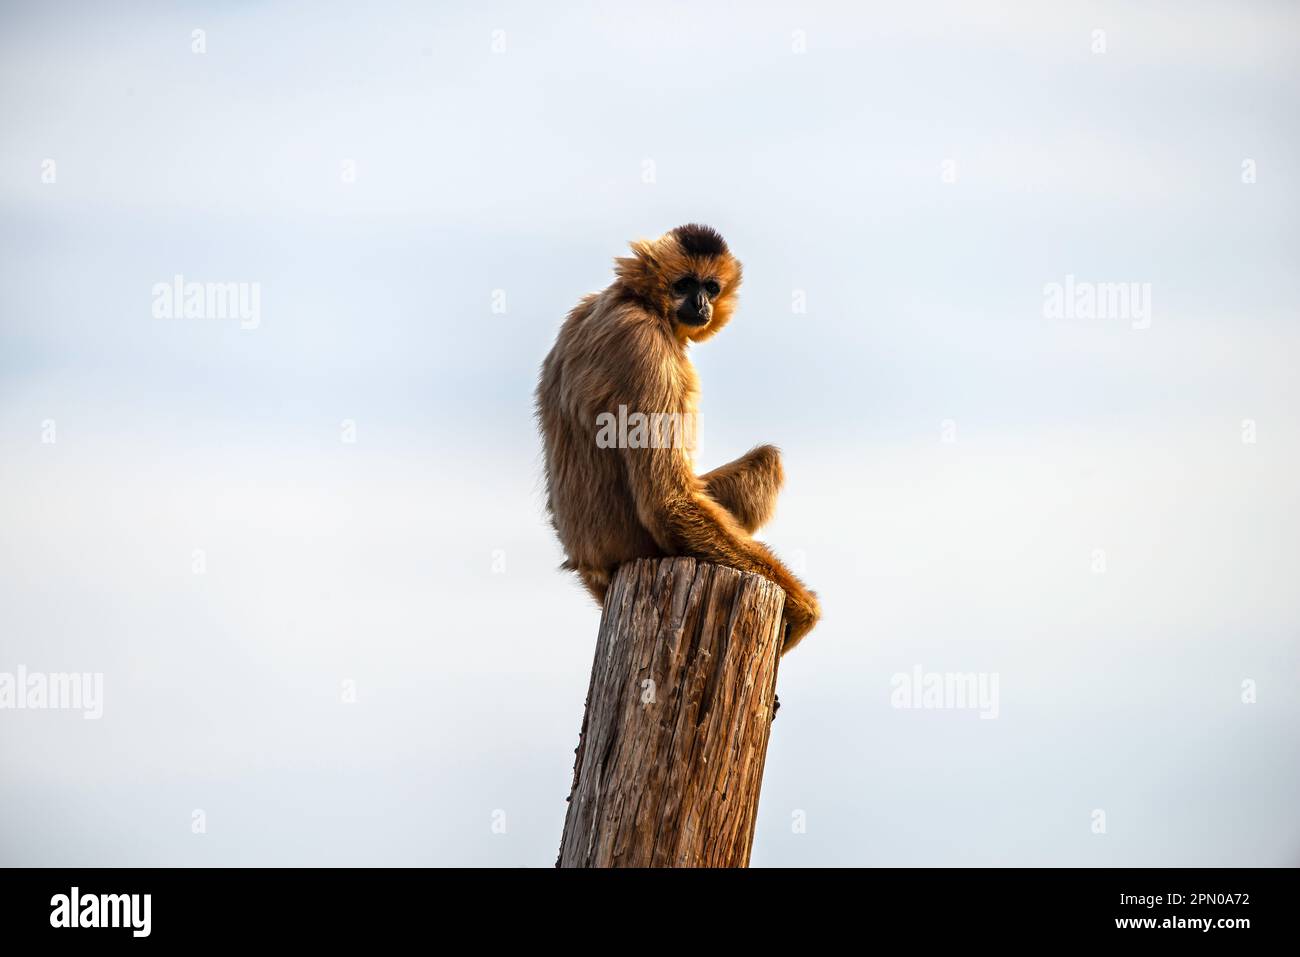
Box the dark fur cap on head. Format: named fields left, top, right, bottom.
left=672, top=223, right=728, bottom=257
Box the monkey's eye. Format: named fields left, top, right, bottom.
left=704, top=280, right=721, bottom=297
left=673, top=277, right=695, bottom=295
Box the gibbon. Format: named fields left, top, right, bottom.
left=535, top=224, right=820, bottom=652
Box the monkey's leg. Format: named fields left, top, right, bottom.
left=658, top=492, right=820, bottom=653
left=699, top=444, right=785, bottom=534
left=624, top=438, right=820, bottom=653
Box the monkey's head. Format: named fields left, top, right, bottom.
left=615, top=224, right=743, bottom=343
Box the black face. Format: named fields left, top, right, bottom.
left=672, top=276, right=722, bottom=327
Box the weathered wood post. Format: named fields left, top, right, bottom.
left=557, top=557, right=786, bottom=867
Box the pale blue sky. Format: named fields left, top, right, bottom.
left=1, top=0, right=1297, bottom=866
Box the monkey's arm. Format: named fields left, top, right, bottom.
left=623, top=443, right=820, bottom=652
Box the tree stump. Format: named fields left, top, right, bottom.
left=557, top=557, right=786, bottom=868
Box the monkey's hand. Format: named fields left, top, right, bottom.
left=780, top=586, right=821, bottom=654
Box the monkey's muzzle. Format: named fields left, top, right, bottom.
left=678, top=293, right=712, bottom=327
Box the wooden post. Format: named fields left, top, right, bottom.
left=557, top=557, right=786, bottom=868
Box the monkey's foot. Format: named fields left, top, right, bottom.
left=772, top=693, right=781, bottom=721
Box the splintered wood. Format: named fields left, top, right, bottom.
left=557, top=557, right=785, bottom=868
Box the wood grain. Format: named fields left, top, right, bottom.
left=557, top=557, right=785, bottom=868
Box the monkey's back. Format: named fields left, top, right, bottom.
left=536, top=292, right=666, bottom=582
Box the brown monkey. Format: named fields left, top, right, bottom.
left=535, top=224, right=820, bottom=652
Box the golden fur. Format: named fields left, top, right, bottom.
left=535, top=224, right=821, bottom=652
